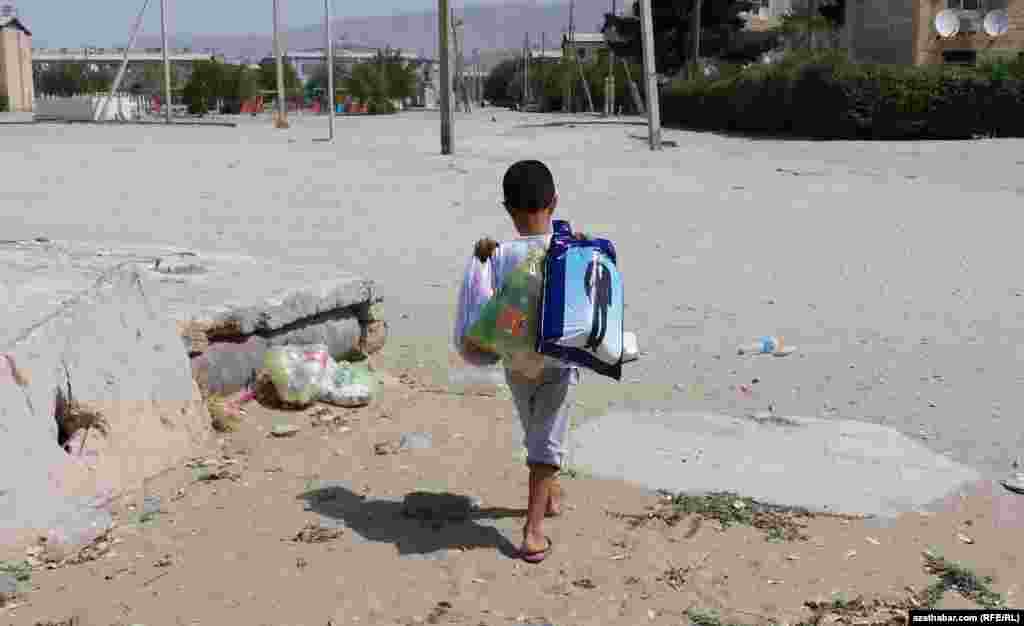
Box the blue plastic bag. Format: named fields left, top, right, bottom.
left=538, top=220, right=624, bottom=380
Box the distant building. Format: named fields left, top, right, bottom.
left=0, top=9, right=34, bottom=112
left=845, top=0, right=1024, bottom=66
left=562, top=33, right=606, bottom=63
left=532, top=48, right=564, bottom=62
left=261, top=48, right=426, bottom=83
left=32, top=47, right=222, bottom=89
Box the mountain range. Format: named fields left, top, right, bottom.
left=138, top=0, right=612, bottom=63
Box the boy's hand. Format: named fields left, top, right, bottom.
left=474, top=237, right=499, bottom=262
left=573, top=231, right=590, bottom=241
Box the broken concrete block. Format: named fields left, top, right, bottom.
left=359, top=321, right=388, bottom=356
left=193, top=336, right=268, bottom=396
left=264, top=315, right=361, bottom=361
left=207, top=277, right=374, bottom=338
left=1, top=267, right=210, bottom=559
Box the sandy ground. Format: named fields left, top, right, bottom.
left=2, top=369, right=1021, bottom=626
left=2, top=109, right=1024, bottom=623
left=2, top=110, right=1023, bottom=481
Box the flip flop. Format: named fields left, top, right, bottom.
left=519, top=536, right=553, bottom=563
left=1000, top=477, right=1024, bottom=495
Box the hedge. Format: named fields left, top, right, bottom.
left=0, top=95, right=8, bottom=113
left=661, top=53, right=1024, bottom=140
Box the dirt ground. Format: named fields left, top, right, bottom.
left=2, top=366, right=1021, bottom=626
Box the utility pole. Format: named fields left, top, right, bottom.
left=439, top=0, right=452, bottom=154
left=159, top=0, right=172, bottom=123
left=100, top=0, right=152, bottom=121
left=689, top=0, right=703, bottom=78
left=324, top=0, right=334, bottom=140
left=605, top=0, right=616, bottom=116
left=523, top=32, right=529, bottom=107
left=273, top=0, right=288, bottom=128
left=638, top=0, right=661, bottom=149
left=567, top=0, right=575, bottom=113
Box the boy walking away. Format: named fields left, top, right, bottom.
left=460, top=160, right=579, bottom=563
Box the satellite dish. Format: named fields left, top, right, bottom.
left=935, top=9, right=960, bottom=37
left=984, top=9, right=1009, bottom=37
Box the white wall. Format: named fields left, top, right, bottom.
left=35, top=95, right=140, bottom=121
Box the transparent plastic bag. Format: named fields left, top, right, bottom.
left=450, top=253, right=504, bottom=390
left=467, top=246, right=547, bottom=379
left=453, top=254, right=501, bottom=365
left=264, top=344, right=330, bottom=407
left=320, top=359, right=376, bottom=407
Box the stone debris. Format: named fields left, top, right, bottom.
left=291, top=522, right=343, bottom=543
left=153, top=253, right=205, bottom=276
left=399, top=432, right=433, bottom=451
left=270, top=423, right=301, bottom=438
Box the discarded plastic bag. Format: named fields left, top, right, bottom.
left=320, top=359, right=377, bottom=407
left=264, top=344, right=330, bottom=407
left=467, top=245, right=547, bottom=379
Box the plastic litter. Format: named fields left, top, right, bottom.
left=264, top=344, right=330, bottom=407
left=737, top=335, right=797, bottom=357
left=622, top=331, right=640, bottom=363
left=320, top=359, right=377, bottom=408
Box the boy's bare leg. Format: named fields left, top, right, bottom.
left=547, top=477, right=563, bottom=516
left=523, top=463, right=558, bottom=552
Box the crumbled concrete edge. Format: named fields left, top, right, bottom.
left=178, top=286, right=386, bottom=399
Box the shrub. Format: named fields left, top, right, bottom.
left=659, top=50, right=1024, bottom=140
left=0, top=95, right=8, bottom=113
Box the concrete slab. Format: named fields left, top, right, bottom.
left=1, top=266, right=210, bottom=559
left=0, top=239, right=379, bottom=343
left=566, top=410, right=982, bottom=518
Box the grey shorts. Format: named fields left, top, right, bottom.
left=505, top=367, right=579, bottom=468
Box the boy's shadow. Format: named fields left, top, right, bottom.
left=297, top=484, right=524, bottom=559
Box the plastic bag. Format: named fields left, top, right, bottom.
left=449, top=253, right=505, bottom=390
left=467, top=245, right=547, bottom=379
left=264, top=344, right=330, bottom=407
left=538, top=220, right=625, bottom=380
left=452, top=254, right=501, bottom=366
left=320, top=359, right=377, bottom=407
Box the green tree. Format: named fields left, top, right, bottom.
left=343, top=49, right=418, bottom=113
left=220, top=64, right=261, bottom=113
left=128, top=63, right=182, bottom=95
left=34, top=62, right=114, bottom=96
left=258, top=61, right=301, bottom=97
left=603, top=0, right=754, bottom=74
left=182, top=59, right=228, bottom=115
left=484, top=58, right=521, bottom=106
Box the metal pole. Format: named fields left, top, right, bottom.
left=160, top=0, right=172, bottom=123
left=523, top=32, right=529, bottom=107
left=689, top=0, right=703, bottom=78
left=439, top=0, right=452, bottom=154
left=638, top=0, right=661, bottom=150
left=99, top=0, right=152, bottom=121
left=606, top=0, right=616, bottom=116
left=273, top=0, right=288, bottom=126
left=325, top=0, right=335, bottom=140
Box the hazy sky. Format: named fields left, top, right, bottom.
left=15, top=0, right=487, bottom=47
